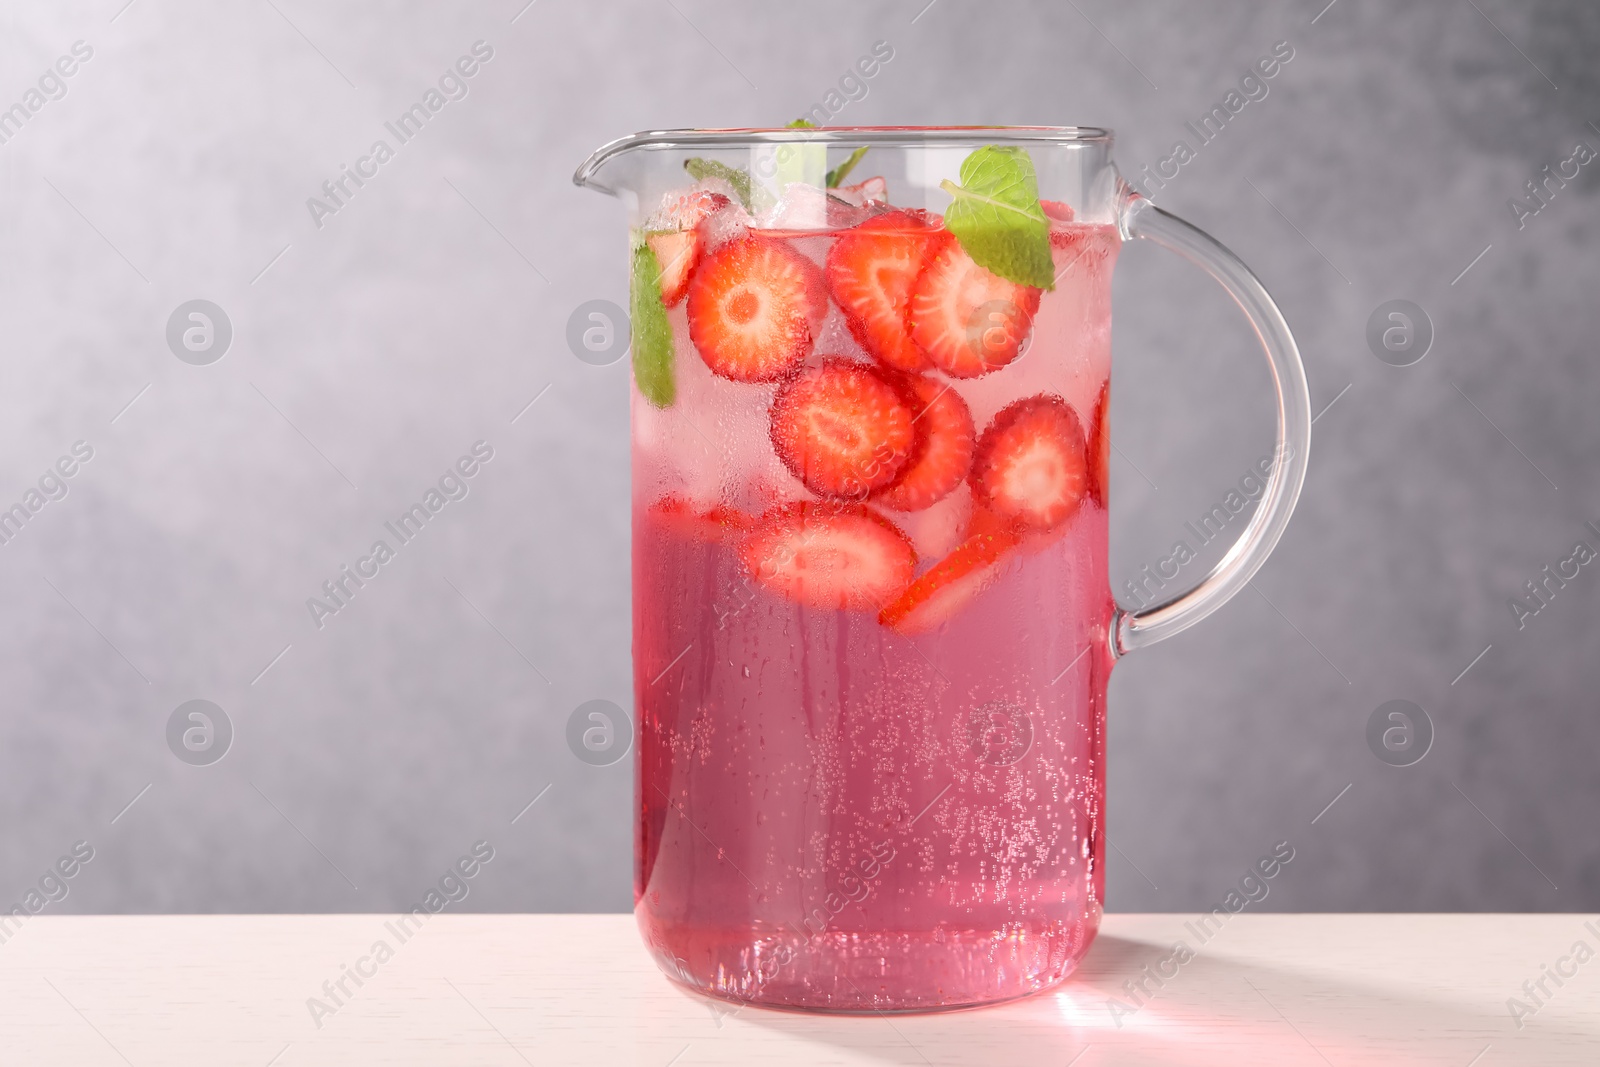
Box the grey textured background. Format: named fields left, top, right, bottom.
left=0, top=0, right=1595, bottom=917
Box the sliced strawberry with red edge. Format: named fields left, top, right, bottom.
left=645, top=191, right=733, bottom=306
left=741, top=502, right=916, bottom=613
left=834, top=176, right=889, bottom=207
left=964, top=503, right=1014, bottom=542
left=872, top=374, right=975, bottom=512
left=910, top=236, right=1042, bottom=378
left=879, top=527, right=1016, bottom=634
left=1086, top=380, right=1109, bottom=508
left=1041, top=199, right=1083, bottom=252
left=826, top=210, right=941, bottom=372
left=970, top=394, right=1089, bottom=532
left=652, top=188, right=736, bottom=231
left=1041, top=200, right=1076, bottom=224
left=965, top=501, right=1070, bottom=557
left=649, top=496, right=755, bottom=543
left=770, top=358, right=914, bottom=500
left=687, top=235, right=827, bottom=382
left=646, top=231, right=697, bottom=306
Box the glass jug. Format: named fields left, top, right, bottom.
left=574, top=127, right=1309, bottom=1013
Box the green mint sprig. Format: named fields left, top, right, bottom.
left=629, top=241, right=675, bottom=408
left=686, top=121, right=872, bottom=207
left=826, top=146, right=869, bottom=188
left=790, top=119, right=870, bottom=188
left=939, top=145, right=1055, bottom=290
left=682, top=158, right=753, bottom=211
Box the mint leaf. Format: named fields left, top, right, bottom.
left=683, top=158, right=752, bottom=211
left=630, top=241, right=675, bottom=408
left=939, top=146, right=1054, bottom=290
left=826, top=146, right=869, bottom=188
left=786, top=118, right=868, bottom=187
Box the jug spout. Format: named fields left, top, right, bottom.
left=573, top=132, right=654, bottom=200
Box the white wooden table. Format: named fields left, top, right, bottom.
left=2, top=914, right=1596, bottom=1064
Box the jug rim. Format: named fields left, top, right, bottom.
left=574, top=125, right=1113, bottom=191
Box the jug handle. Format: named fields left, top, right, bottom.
left=1110, top=188, right=1312, bottom=655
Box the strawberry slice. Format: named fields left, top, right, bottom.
left=909, top=237, right=1042, bottom=378
left=649, top=496, right=754, bottom=543
left=879, top=527, right=1016, bottom=634
left=965, top=500, right=1069, bottom=557
left=741, top=502, right=916, bottom=612
left=651, top=187, right=736, bottom=230
left=770, top=358, right=914, bottom=500
left=1041, top=199, right=1076, bottom=224
left=872, top=375, right=975, bottom=512
left=1086, top=380, right=1110, bottom=508
left=645, top=191, right=734, bottom=306
left=965, top=503, right=1015, bottom=542
left=826, top=210, right=941, bottom=372
left=687, top=235, right=826, bottom=382
left=833, top=176, right=889, bottom=207
left=1041, top=199, right=1083, bottom=252
left=970, top=394, right=1089, bottom=532
left=646, top=231, right=698, bottom=306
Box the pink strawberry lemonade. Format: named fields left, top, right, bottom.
left=630, top=168, right=1120, bottom=1012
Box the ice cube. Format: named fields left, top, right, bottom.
left=894, top=488, right=973, bottom=567
left=760, top=182, right=831, bottom=230
left=698, top=202, right=749, bottom=251
left=758, top=182, right=890, bottom=231
left=647, top=185, right=749, bottom=234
